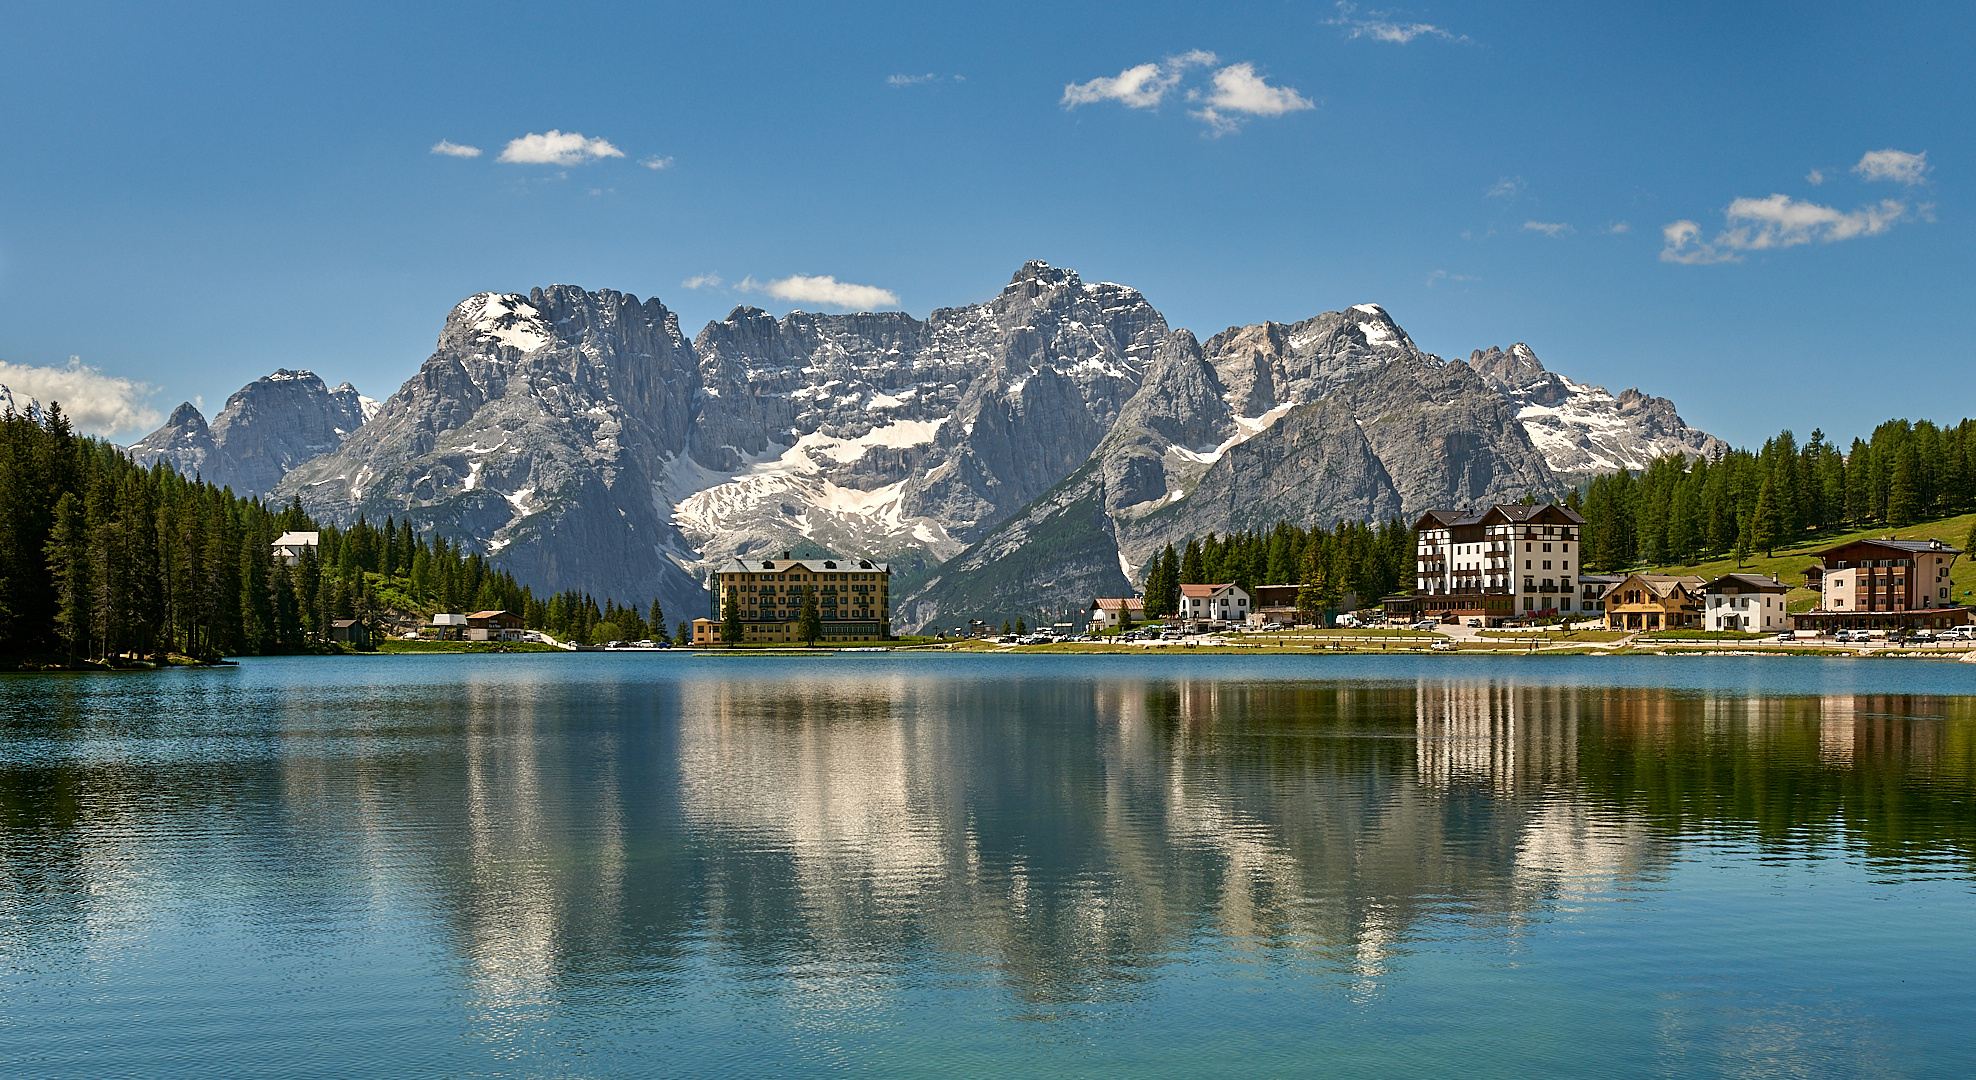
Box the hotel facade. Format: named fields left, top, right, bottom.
left=705, top=552, right=891, bottom=644
left=1408, top=503, right=1588, bottom=625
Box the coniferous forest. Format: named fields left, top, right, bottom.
left=1574, top=419, right=1976, bottom=571
left=0, top=407, right=675, bottom=664
left=1140, top=518, right=1415, bottom=618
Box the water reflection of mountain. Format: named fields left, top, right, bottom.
left=1, top=666, right=1972, bottom=1024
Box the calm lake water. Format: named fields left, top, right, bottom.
left=3, top=653, right=1974, bottom=1078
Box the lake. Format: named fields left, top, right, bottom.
left=3, top=653, right=1973, bottom=1078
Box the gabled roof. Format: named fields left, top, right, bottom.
left=1180, top=583, right=1241, bottom=598
left=1603, top=573, right=1707, bottom=599
left=1413, top=503, right=1585, bottom=531
left=1091, top=597, right=1146, bottom=610
left=1704, top=573, right=1788, bottom=593
left=467, top=609, right=518, bottom=619
left=716, top=554, right=890, bottom=574
left=1815, top=537, right=1963, bottom=561
left=274, top=531, right=319, bottom=546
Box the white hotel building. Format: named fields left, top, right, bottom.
left=1409, top=503, right=1587, bottom=625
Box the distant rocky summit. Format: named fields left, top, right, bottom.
left=128, top=263, right=1724, bottom=631
left=130, top=369, right=375, bottom=497
left=1465, top=343, right=1725, bottom=474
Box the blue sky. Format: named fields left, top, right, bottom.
left=1, top=1, right=1969, bottom=447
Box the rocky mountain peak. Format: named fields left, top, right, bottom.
left=0, top=384, right=43, bottom=421
left=131, top=368, right=372, bottom=497
left=1465, top=343, right=1725, bottom=474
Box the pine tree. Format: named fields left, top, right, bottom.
left=720, top=589, right=743, bottom=645
left=1015, top=616, right=1027, bottom=635
left=1180, top=539, right=1204, bottom=586
left=1752, top=474, right=1781, bottom=557
left=676, top=620, right=690, bottom=646
left=797, top=586, right=822, bottom=646
left=648, top=598, right=664, bottom=634
left=1888, top=444, right=1921, bottom=528
left=46, top=492, right=90, bottom=659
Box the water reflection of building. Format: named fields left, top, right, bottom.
left=1818, top=695, right=1943, bottom=768
left=1414, top=680, right=1581, bottom=793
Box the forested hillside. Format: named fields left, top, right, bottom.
left=1139, top=518, right=1414, bottom=617
left=0, top=407, right=672, bottom=664
left=1576, top=419, right=1976, bottom=571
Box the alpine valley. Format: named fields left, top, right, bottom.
left=127, top=262, right=1722, bottom=631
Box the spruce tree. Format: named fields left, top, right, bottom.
left=1752, top=474, right=1781, bottom=557
left=797, top=586, right=822, bottom=646
left=1015, top=616, right=1027, bottom=635
left=1888, top=445, right=1920, bottom=528
left=720, top=589, right=744, bottom=645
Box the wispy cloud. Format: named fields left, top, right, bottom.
left=639, top=155, right=674, bottom=170
left=1605, top=221, right=1631, bottom=234
left=1853, top=148, right=1929, bottom=185
left=1661, top=194, right=1913, bottom=264
left=681, top=273, right=723, bottom=290
left=738, top=274, right=900, bottom=310
left=888, top=73, right=963, bottom=86
left=0, top=357, right=159, bottom=436
left=1325, top=2, right=1467, bottom=43
left=1486, top=176, right=1524, bottom=199
left=1523, top=220, right=1573, bottom=238
left=1063, top=50, right=1217, bottom=109
left=430, top=140, right=482, bottom=158
left=1425, top=269, right=1480, bottom=287
left=497, top=130, right=624, bottom=165
left=1188, top=63, right=1316, bottom=134
left=1063, top=52, right=1311, bottom=134
left=1805, top=168, right=1826, bottom=186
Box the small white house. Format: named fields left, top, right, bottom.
left=1088, top=597, right=1147, bottom=630
left=1702, top=574, right=1790, bottom=632
left=1179, top=583, right=1250, bottom=624
left=272, top=531, right=319, bottom=566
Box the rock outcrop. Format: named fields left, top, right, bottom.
left=275, top=288, right=707, bottom=621
left=1467, top=343, right=1726, bottom=474
left=129, top=369, right=375, bottom=497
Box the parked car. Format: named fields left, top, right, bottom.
left=1776, top=632, right=1795, bottom=642
left=1937, top=627, right=1973, bottom=641
left=1410, top=620, right=1438, bottom=632
left=1833, top=629, right=1868, bottom=643
left=1431, top=639, right=1457, bottom=652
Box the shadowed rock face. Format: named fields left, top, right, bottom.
left=129, top=370, right=372, bottom=497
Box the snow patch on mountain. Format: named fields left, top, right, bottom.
left=1466, top=343, right=1726, bottom=474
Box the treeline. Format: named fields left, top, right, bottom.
left=1141, top=518, right=1413, bottom=616
left=1578, top=418, right=1976, bottom=571
left=0, top=406, right=668, bottom=661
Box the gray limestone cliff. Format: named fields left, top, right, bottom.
left=1466, top=343, right=1726, bottom=474
left=274, top=287, right=707, bottom=621
left=129, top=370, right=373, bottom=496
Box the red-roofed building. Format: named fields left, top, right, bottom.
left=1179, top=583, right=1249, bottom=624
left=1087, top=597, right=1147, bottom=630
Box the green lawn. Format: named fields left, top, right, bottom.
left=1477, top=629, right=1630, bottom=642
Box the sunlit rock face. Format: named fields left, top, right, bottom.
left=275, top=287, right=709, bottom=619
left=1467, top=343, right=1726, bottom=475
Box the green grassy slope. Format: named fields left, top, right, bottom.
left=1620, top=511, right=1976, bottom=613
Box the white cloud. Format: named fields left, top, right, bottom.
left=888, top=73, right=962, bottom=86
left=681, top=273, right=723, bottom=290
left=1188, top=63, right=1315, bottom=133
left=1852, top=148, right=1929, bottom=185
left=1523, top=220, right=1573, bottom=237
left=739, top=274, right=900, bottom=310
left=1660, top=194, right=1913, bottom=263
left=1326, top=3, right=1467, bottom=43
left=1063, top=50, right=1217, bottom=109
left=430, top=140, right=481, bottom=158
left=1486, top=176, right=1524, bottom=198
left=640, top=155, right=674, bottom=170
left=1605, top=221, right=1631, bottom=234
left=0, top=357, right=159, bottom=436
left=1425, top=269, right=1480, bottom=287
left=1805, top=168, right=1825, bottom=185
left=497, top=130, right=625, bottom=165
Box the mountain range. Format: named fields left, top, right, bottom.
left=127, top=262, right=1723, bottom=631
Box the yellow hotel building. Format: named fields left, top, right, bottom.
left=695, top=553, right=891, bottom=644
